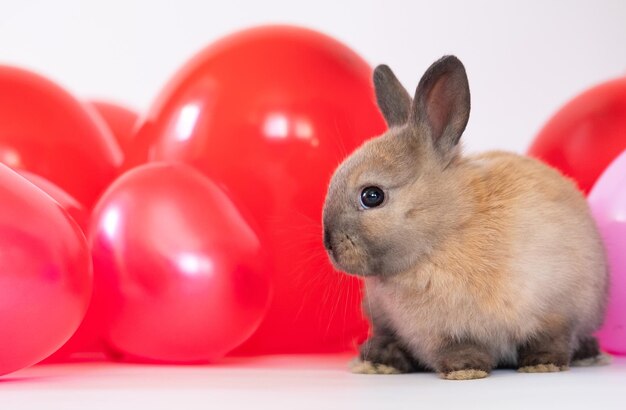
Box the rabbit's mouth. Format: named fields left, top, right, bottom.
left=324, top=231, right=373, bottom=276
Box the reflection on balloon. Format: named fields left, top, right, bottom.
left=90, top=163, right=271, bottom=363
left=173, top=104, right=201, bottom=142
left=589, top=150, right=626, bottom=355
left=127, top=26, right=385, bottom=353
left=0, top=164, right=92, bottom=376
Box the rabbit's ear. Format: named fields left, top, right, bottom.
left=373, top=65, right=412, bottom=127
left=411, top=56, right=470, bottom=156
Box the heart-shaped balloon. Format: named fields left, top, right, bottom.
left=0, top=65, right=122, bottom=207
left=89, top=163, right=271, bottom=363
left=0, top=164, right=92, bottom=376
left=127, top=26, right=385, bottom=353
left=528, top=77, right=626, bottom=194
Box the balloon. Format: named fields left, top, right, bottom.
left=18, top=171, right=88, bottom=232
left=89, top=163, right=271, bottom=363
left=127, top=25, right=384, bottom=353
left=88, top=101, right=138, bottom=153
left=0, top=164, right=92, bottom=376
left=588, top=149, right=626, bottom=355
left=528, top=77, right=626, bottom=194
left=0, top=65, right=122, bottom=207
left=15, top=171, right=100, bottom=362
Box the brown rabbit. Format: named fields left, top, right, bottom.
left=322, top=56, right=609, bottom=380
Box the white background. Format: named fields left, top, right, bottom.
left=1, top=0, right=625, bottom=154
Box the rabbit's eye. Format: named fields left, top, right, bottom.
left=360, top=186, right=385, bottom=209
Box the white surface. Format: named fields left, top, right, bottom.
left=1, top=1, right=626, bottom=154
left=1, top=355, right=625, bottom=410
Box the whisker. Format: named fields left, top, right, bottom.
left=363, top=283, right=373, bottom=360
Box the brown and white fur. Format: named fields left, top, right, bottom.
left=322, top=56, right=609, bottom=380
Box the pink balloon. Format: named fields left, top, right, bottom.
left=589, top=149, right=626, bottom=355
left=0, top=164, right=92, bottom=376
left=12, top=172, right=105, bottom=363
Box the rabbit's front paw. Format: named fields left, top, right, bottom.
left=349, top=358, right=402, bottom=375
left=441, top=369, right=489, bottom=380
left=354, top=335, right=420, bottom=374
left=435, top=339, right=494, bottom=380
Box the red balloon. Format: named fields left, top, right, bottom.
left=89, top=163, right=271, bottom=363
left=127, top=26, right=384, bottom=353
left=19, top=171, right=88, bottom=232
left=0, top=164, right=92, bottom=376
left=528, top=77, right=626, bottom=194
left=88, top=101, right=139, bottom=153
left=0, top=66, right=122, bottom=207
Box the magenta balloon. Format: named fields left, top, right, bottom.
left=589, top=149, right=626, bottom=355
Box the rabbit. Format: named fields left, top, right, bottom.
left=322, top=55, right=609, bottom=380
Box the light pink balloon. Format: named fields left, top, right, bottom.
left=589, top=149, right=626, bottom=355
